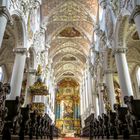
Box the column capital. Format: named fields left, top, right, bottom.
left=29, top=68, right=36, bottom=75
left=99, top=0, right=107, bottom=9
left=129, top=5, right=140, bottom=23
left=13, top=48, right=28, bottom=55
left=113, top=47, right=127, bottom=55
left=41, top=48, right=48, bottom=54
left=94, top=25, right=105, bottom=38
left=0, top=6, right=12, bottom=24
left=91, top=48, right=99, bottom=54
left=104, top=69, right=115, bottom=74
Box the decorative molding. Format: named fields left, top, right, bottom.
left=104, top=69, right=115, bottom=74
left=113, top=47, right=128, bottom=55
left=99, top=0, right=107, bottom=9
left=0, top=6, right=12, bottom=24
left=94, top=25, right=107, bottom=45
left=129, top=5, right=140, bottom=23
left=29, top=69, right=36, bottom=75
left=13, top=48, right=27, bottom=55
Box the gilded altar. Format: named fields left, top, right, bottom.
left=55, top=78, right=81, bottom=136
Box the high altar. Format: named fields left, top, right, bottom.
left=55, top=78, right=81, bottom=136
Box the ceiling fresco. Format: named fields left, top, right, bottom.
left=58, top=27, right=81, bottom=37
left=41, top=0, right=98, bottom=84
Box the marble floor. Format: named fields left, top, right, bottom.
left=19, top=136, right=140, bottom=140
left=1, top=136, right=140, bottom=140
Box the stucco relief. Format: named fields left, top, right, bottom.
left=122, top=0, right=133, bottom=12
left=105, top=8, right=113, bottom=39
left=110, top=0, right=119, bottom=15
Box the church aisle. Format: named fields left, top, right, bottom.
left=20, top=137, right=140, bottom=140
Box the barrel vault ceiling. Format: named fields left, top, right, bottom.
left=41, top=0, right=98, bottom=84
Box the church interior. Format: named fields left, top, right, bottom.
left=0, top=0, right=140, bottom=140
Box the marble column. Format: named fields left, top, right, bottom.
left=80, top=86, right=84, bottom=117
left=24, top=68, right=36, bottom=106
left=92, top=79, right=99, bottom=118
left=83, top=77, right=87, bottom=114
left=104, top=69, right=116, bottom=110
left=98, top=83, right=105, bottom=115
left=87, top=68, right=94, bottom=114
left=74, top=102, right=77, bottom=119
left=130, top=3, right=140, bottom=38
left=56, top=102, right=60, bottom=119
left=85, top=71, right=90, bottom=116
left=95, top=95, right=99, bottom=118
left=114, top=48, right=133, bottom=99
left=81, top=84, right=86, bottom=127
left=0, top=0, right=11, bottom=48
left=9, top=48, right=27, bottom=100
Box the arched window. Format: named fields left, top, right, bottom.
left=0, top=67, right=3, bottom=82
left=136, top=67, right=140, bottom=91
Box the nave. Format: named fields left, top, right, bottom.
left=1, top=0, right=140, bottom=140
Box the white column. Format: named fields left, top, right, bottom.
left=9, top=48, right=27, bottom=100
left=114, top=48, right=133, bottom=99
left=87, top=69, right=94, bottom=114
left=130, top=3, right=140, bottom=38
left=80, top=85, right=84, bottom=116
left=0, top=0, right=11, bottom=48
left=85, top=71, right=90, bottom=116
left=82, top=77, right=87, bottom=120
left=98, top=83, right=105, bottom=114
left=104, top=69, right=116, bottom=110
left=24, top=68, right=36, bottom=106
left=92, top=79, right=99, bottom=118
left=83, top=75, right=87, bottom=109
left=81, top=84, right=85, bottom=127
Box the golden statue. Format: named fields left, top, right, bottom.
left=36, top=64, right=42, bottom=76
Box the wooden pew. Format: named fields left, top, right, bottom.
left=97, top=115, right=104, bottom=139
left=108, top=111, right=118, bottom=139
left=124, top=96, right=140, bottom=135
left=43, top=113, right=52, bottom=139
left=29, top=110, right=37, bottom=139
left=53, top=126, right=61, bottom=138
left=82, top=113, right=94, bottom=138
left=19, top=105, right=31, bottom=140
left=102, top=113, right=110, bottom=139
left=0, top=82, right=10, bottom=138
left=2, top=96, right=23, bottom=139
left=114, top=104, right=129, bottom=139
